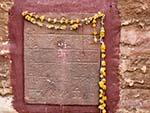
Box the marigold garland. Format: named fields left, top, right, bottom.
left=22, top=11, right=107, bottom=113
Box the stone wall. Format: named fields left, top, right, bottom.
left=117, top=0, right=150, bottom=112
left=0, top=0, right=149, bottom=113
left=0, top=0, right=16, bottom=113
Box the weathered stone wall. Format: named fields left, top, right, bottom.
left=0, top=0, right=149, bottom=113
left=0, top=0, right=16, bottom=113
left=117, top=0, right=150, bottom=113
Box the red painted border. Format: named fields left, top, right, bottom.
left=9, top=0, right=120, bottom=113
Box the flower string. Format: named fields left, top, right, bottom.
left=98, top=15, right=107, bottom=113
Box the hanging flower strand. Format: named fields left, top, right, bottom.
left=98, top=15, right=107, bottom=113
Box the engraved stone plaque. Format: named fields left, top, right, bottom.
left=24, top=13, right=100, bottom=105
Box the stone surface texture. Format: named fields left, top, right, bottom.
left=24, top=20, right=100, bottom=105
left=117, top=0, right=150, bottom=113
left=0, top=0, right=150, bottom=113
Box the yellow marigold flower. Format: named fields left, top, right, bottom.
left=102, top=85, right=107, bottom=90
left=100, top=71, right=106, bottom=77
left=60, top=25, right=67, bottom=30
left=92, top=19, right=96, bottom=24
left=30, top=18, right=35, bottom=23
left=70, top=19, right=74, bottom=24
left=65, top=19, right=69, bottom=24
left=101, top=53, right=106, bottom=58
left=48, top=18, right=52, bottom=22
left=100, top=31, right=105, bottom=38
left=60, top=17, right=65, bottom=23
left=94, top=14, right=99, bottom=19
left=22, top=11, right=28, bottom=16
left=53, top=18, right=58, bottom=23
left=46, top=24, right=54, bottom=29
left=29, top=13, right=33, bottom=16
left=25, top=15, right=30, bottom=20
left=28, top=16, right=32, bottom=21
left=100, top=67, right=106, bottom=74
left=100, top=27, right=105, bottom=38
left=99, top=94, right=103, bottom=98
left=102, top=96, right=107, bottom=101
left=99, top=99, right=104, bottom=104
left=92, top=23, right=96, bottom=28
left=40, top=15, right=45, bottom=22
left=94, top=37, right=98, bottom=43
left=102, top=103, right=106, bottom=107
left=99, top=81, right=106, bottom=91
left=99, top=81, right=104, bottom=87
left=100, top=43, right=106, bottom=52
left=98, top=11, right=105, bottom=17
left=70, top=24, right=79, bottom=30
left=102, top=78, right=106, bottom=83
left=103, top=71, right=106, bottom=76
left=34, top=15, right=39, bottom=19
left=99, top=80, right=106, bottom=90
left=98, top=105, right=105, bottom=110
left=102, top=109, right=107, bottom=113
left=101, top=60, right=106, bottom=66
left=99, top=89, right=104, bottom=94
left=100, top=74, right=104, bottom=78
left=76, top=18, right=80, bottom=23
